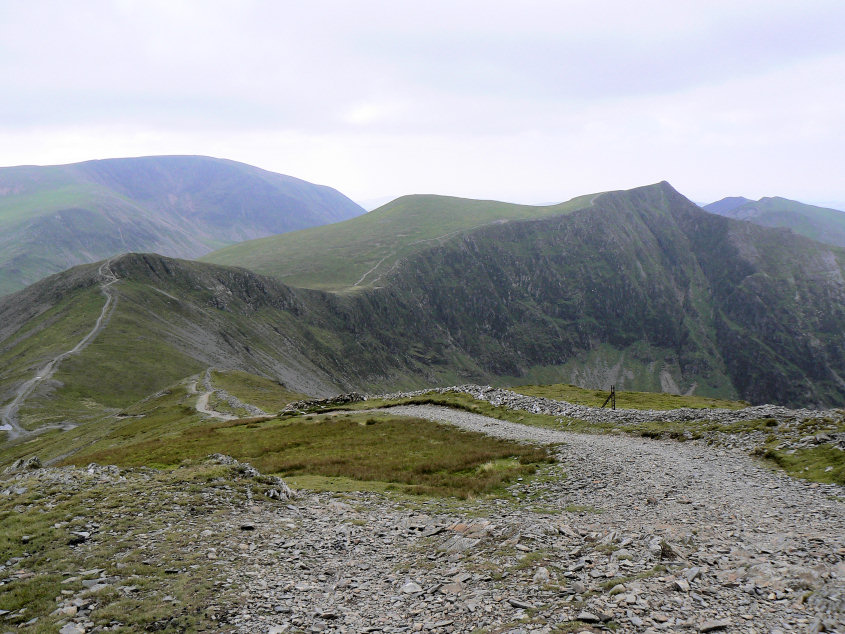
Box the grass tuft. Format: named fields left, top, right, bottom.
left=66, top=412, right=554, bottom=498
left=756, top=445, right=845, bottom=485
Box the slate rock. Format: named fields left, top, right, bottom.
left=507, top=598, right=535, bottom=609
left=576, top=611, right=600, bottom=623
left=699, top=619, right=731, bottom=632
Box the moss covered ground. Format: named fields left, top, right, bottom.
left=209, top=369, right=307, bottom=413
left=308, top=389, right=845, bottom=485
left=0, top=461, right=250, bottom=632
left=511, top=383, right=747, bottom=410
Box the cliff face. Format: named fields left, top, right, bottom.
left=363, top=182, right=845, bottom=406
left=682, top=212, right=845, bottom=405
left=2, top=183, right=844, bottom=413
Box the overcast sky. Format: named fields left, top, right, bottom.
left=1, top=0, right=844, bottom=207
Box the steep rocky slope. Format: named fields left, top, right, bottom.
left=369, top=183, right=845, bottom=405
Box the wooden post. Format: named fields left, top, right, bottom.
left=601, top=385, right=617, bottom=409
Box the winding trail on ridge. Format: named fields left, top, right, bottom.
left=0, top=260, right=120, bottom=441
left=194, top=391, right=235, bottom=420
left=187, top=376, right=236, bottom=421
left=187, top=369, right=268, bottom=421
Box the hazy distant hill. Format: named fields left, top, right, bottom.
left=704, top=196, right=845, bottom=248
left=2, top=182, right=844, bottom=428
left=0, top=155, right=364, bottom=295
left=702, top=196, right=752, bottom=215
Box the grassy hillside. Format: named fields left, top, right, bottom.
left=0, top=156, right=364, bottom=295
left=374, top=183, right=845, bottom=406
left=202, top=192, right=596, bottom=290
left=0, top=371, right=553, bottom=499
left=704, top=196, right=845, bottom=248
left=2, top=183, right=845, bottom=436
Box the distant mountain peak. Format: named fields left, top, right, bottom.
left=3, top=181, right=844, bottom=415
left=0, top=155, right=365, bottom=296
left=702, top=196, right=753, bottom=215
left=704, top=195, right=845, bottom=248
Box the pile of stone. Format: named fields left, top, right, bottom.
left=283, top=392, right=366, bottom=414
left=210, top=454, right=297, bottom=502
left=2, top=455, right=41, bottom=474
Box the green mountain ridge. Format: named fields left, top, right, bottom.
left=202, top=192, right=597, bottom=291
left=1, top=182, right=844, bottom=437
left=704, top=195, right=845, bottom=248
left=374, top=183, right=845, bottom=405
left=0, top=155, right=364, bottom=295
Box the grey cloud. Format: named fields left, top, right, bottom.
left=0, top=0, right=843, bottom=204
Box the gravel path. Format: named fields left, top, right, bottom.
left=222, top=405, right=845, bottom=633
left=382, top=404, right=844, bottom=534
left=195, top=390, right=237, bottom=420
left=189, top=370, right=269, bottom=420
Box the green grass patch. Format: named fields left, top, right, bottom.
left=65, top=411, right=554, bottom=498
left=0, top=380, right=208, bottom=469
left=54, top=287, right=205, bottom=408
left=282, top=473, right=400, bottom=494
left=209, top=369, right=307, bottom=412
left=0, top=285, right=105, bottom=409
left=203, top=192, right=596, bottom=291
left=513, top=549, right=551, bottom=570
left=757, top=445, right=845, bottom=485
left=512, top=383, right=747, bottom=410
left=598, top=565, right=667, bottom=592
left=622, top=417, right=781, bottom=441
left=553, top=622, right=604, bottom=633
left=0, top=183, right=101, bottom=224
left=0, top=463, right=243, bottom=632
